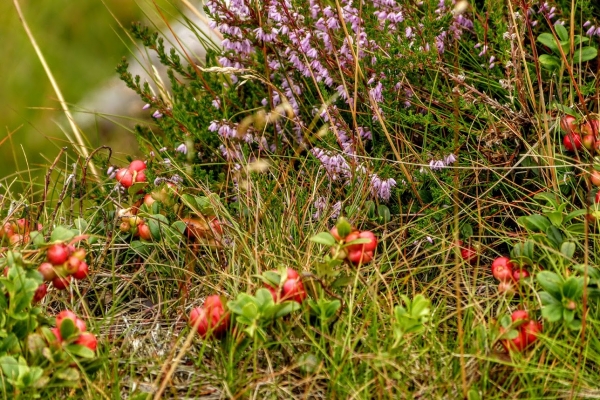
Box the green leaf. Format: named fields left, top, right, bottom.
left=241, top=302, right=259, bottom=320
left=565, top=209, right=587, bottom=223
left=255, top=288, right=274, bottom=309
left=171, top=221, right=187, bottom=235
left=566, top=223, right=585, bottom=234
left=59, top=318, right=77, bottom=341
left=29, top=231, right=45, bottom=247
left=554, top=24, right=568, bottom=41
left=0, top=356, right=19, bottom=380
left=460, top=224, right=474, bottom=239
left=127, top=182, right=148, bottom=197
left=50, top=226, right=75, bottom=243
left=545, top=211, right=563, bottom=227
left=534, top=192, right=560, bottom=209
left=335, top=217, right=352, bottom=238
left=562, top=277, right=584, bottom=299
left=518, top=215, right=551, bottom=232
left=324, top=300, right=341, bottom=319
left=148, top=214, right=169, bottom=241
left=545, top=225, right=563, bottom=249
left=377, top=205, right=391, bottom=223
left=542, top=303, right=564, bottom=322
left=66, top=344, right=95, bottom=359
left=74, top=218, right=88, bottom=233
left=55, top=367, right=80, bottom=381
left=560, top=241, right=576, bottom=259
left=537, top=33, right=559, bottom=53
left=537, top=271, right=563, bottom=299
left=563, top=308, right=575, bottom=322
left=568, top=319, right=582, bottom=330
left=274, top=301, right=300, bottom=318
left=573, top=46, right=597, bottom=63
left=309, top=232, right=337, bottom=247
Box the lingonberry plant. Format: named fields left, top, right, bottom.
left=9, top=0, right=600, bottom=397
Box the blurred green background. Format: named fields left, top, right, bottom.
left=0, top=0, right=171, bottom=188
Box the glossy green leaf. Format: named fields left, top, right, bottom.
left=309, top=232, right=336, bottom=247
left=573, top=46, right=597, bottom=62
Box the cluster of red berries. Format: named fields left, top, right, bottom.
left=117, top=208, right=152, bottom=241
left=561, top=115, right=599, bottom=153
left=189, top=295, right=230, bottom=339
left=51, top=310, right=97, bottom=351
left=38, top=243, right=89, bottom=292
left=115, top=160, right=147, bottom=188
left=264, top=268, right=307, bottom=304
left=188, top=268, right=307, bottom=339
left=500, top=310, right=542, bottom=352
left=491, top=256, right=530, bottom=293
left=330, top=227, right=377, bottom=265
left=0, top=218, right=42, bottom=246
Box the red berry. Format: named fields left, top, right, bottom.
left=189, top=296, right=229, bottom=338
left=128, top=160, right=146, bottom=172
left=135, top=170, right=147, bottom=183
left=591, top=170, right=600, bottom=187
left=33, top=284, right=47, bottom=303
left=143, top=194, right=155, bottom=207
left=347, top=249, right=373, bottom=265
left=72, top=262, right=89, bottom=280
left=344, top=231, right=362, bottom=252
left=282, top=278, right=307, bottom=304
left=522, top=320, right=542, bottom=345
left=75, top=332, right=98, bottom=351
left=0, top=222, right=14, bottom=239
left=511, top=310, right=530, bottom=323
left=47, top=244, right=69, bottom=266
left=358, top=231, right=377, bottom=252
left=285, top=268, right=299, bottom=280
left=508, top=330, right=528, bottom=351
left=38, top=262, right=57, bottom=281
left=582, top=134, right=596, bottom=151
left=72, top=248, right=86, bottom=261
left=52, top=276, right=72, bottom=290
left=138, top=223, right=152, bottom=241
left=9, top=234, right=24, bottom=246
left=203, top=295, right=225, bottom=311
left=116, top=168, right=134, bottom=188
left=460, top=246, right=477, bottom=264
left=65, top=256, right=81, bottom=275
left=512, top=269, right=530, bottom=281
left=491, top=257, right=514, bottom=281
left=560, top=115, right=577, bottom=134
left=563, top=133, right=582, bottom=152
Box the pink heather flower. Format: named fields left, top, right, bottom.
left=142, top=103, right=151, bottom=110
left=584, top=21, right=591, bottom=28
left=175, top=143, right=188, bottom=155
left=106, top=166, right=115, bottom=176
left=444, top=153, right=457, bottom=165
left=586, top=26, right=596, bottom=36
left=152, top=111, right=163, bottom=118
